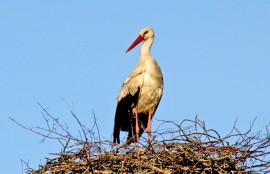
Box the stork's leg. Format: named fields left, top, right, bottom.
left=134, top=108, right=139, bottom=142
left=147, top=110, right=153, bottom=143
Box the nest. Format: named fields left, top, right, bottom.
left=11, top=104, right=270, bottom=173
left=28, top=142, right=250, bottom=174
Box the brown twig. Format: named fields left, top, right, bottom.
left=12, top=104, right=270, bottom=173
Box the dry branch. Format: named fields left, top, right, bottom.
left=11, top=105, right=270, bottom=173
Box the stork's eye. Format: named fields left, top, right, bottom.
left=143, top=31, right=149, bottom=35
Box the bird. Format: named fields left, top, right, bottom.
left=113, top=28, right=163, bottom=145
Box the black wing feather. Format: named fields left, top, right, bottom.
left=113, top=87, right=140, bottom=144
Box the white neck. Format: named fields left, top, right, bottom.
left=140, top=37, right=154, bottom=57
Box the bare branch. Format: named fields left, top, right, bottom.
left=11, top=105, right=270, bottom=173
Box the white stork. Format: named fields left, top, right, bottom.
left=113, top=28, right=163, bottom=145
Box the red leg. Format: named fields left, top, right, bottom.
left=147, top=110, right=152, bottom=143
left=134, top=108, right=139, bottom=142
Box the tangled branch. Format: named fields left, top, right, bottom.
left=10, top=105, right=270, bottom=173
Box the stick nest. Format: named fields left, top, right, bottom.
left=29, top=142, right=251, bottom=174
left=11, top=104, right=270, bottom=173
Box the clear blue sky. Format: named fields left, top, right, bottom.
left=1, top=1, right=270, bottom=173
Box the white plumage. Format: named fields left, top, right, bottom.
left=113, top=28, right=163, bottom=145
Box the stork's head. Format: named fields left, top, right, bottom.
left=126, top=28, right=155, bottom=53
left=140, top=28, right=155, bottom=40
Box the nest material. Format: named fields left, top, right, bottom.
left=30, top=141, right=249, bottom=174
left=12, top=105, right=269, bottom=173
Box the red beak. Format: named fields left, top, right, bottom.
left=125, top=35, right=144, bottom=53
